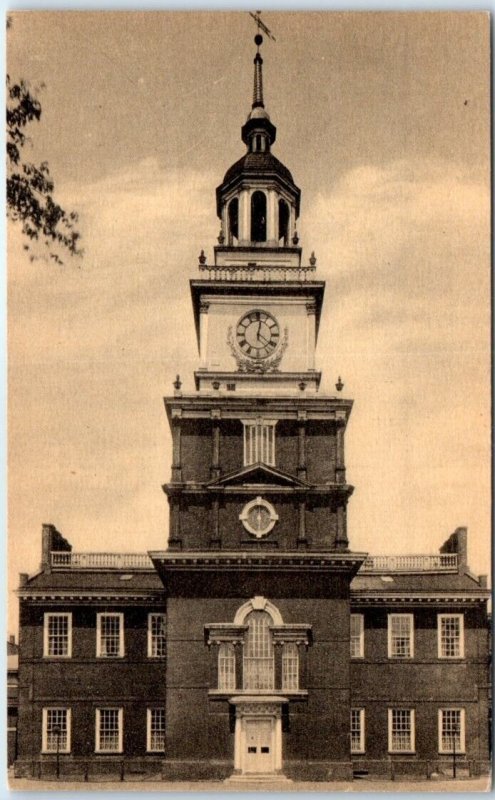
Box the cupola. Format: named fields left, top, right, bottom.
left=215, top=33, right=301, bottom=257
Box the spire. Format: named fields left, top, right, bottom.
left=252, top=35, right=264, bottom=109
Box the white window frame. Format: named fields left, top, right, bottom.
left=437, top=614, right=464, bottom=659
left=218, top=643, right=236, bottom=691
left=96, top=612, right=124, bottom=658
left=242, top=419, right=277, bottom=467
left=350, top=614, right=364, bottom=658
left=438, top=708, right=465, bottom=754
left=350, top=708, right=365, bottom=753
left=95, top=707, right=123, bottom=753
left=42, top=707, right=71, bottom=753
left=282, top=642, right=299, bottom=691
left=147, top=613, right=166, bottom=658
left=388, top=708, right=415, bottom=753
left=387, top=613, right=414, bottom=659
left=43, top=613, right=72, bottom=658
left=146, top=708, right=166, bottom=752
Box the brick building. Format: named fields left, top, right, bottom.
left=13, top=33, right=490, bottom=783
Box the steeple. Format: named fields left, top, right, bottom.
left=241, top=34, right=276, bottom=152
left=252, top=35, right=264, bottom=108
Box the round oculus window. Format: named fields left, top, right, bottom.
left=239, top=496, right=279, bottom=538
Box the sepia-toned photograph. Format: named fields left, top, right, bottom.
left=6, top=10, right=491, bottom=793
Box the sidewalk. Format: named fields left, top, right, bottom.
left=6, top=776, right=491, bottom=793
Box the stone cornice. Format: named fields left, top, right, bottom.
left=18, top=591, right=165, bottom=603
left=164, top=394, right=352, bottom=422
left=150, top=550, right=367, bottom=574
left=163, top=482, right=354, bottom=498
left=350, top=592, right=490, bottom=604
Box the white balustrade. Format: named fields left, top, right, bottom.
left=51, top=552, right=153, bottom=569
left=360, top=554, right=458, bottom=573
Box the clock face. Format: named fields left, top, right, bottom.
left=239, top=496, right=279, bottom=538
left=236, top=310, right=280, bottom=359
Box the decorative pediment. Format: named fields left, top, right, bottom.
left=207, top=462, right=309, bottom=489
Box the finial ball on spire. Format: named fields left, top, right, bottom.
left=255, top=33, right=263, bottom=46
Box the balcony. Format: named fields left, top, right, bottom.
left=360, top=554, right=458, bottom=574
left=50, top=552, right=154, bottom=570
left=198, top=264, right=317, bottom=282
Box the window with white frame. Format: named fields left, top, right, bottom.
left=96, top=613, right=124, bottom=658
left=438, top=614, right=464, bottom=659
left=438, top=708, right=465, bottom=753
left=388, top=614, right=414, bottom=658
left=350, top=614, right=364, bottom=658
left=282, top=643, right=299, bottom=690
left=43, top=613, right=72, bottom=658
left=243, top=419, right=276, bottom=466
left=148, top=613, right=166, bottom=657
left=350, top=708, right=365, bottom=753
left=243, top=610, right=274, bottom=690
left=42, top=708, right=71, bottom=753
left=218, top=643, right=236, bottom=691
left=96, top=708, right=123, bottom=752
left=147, top=708, right=166, bottom=752
left=388, top=709, right=415, bottom=752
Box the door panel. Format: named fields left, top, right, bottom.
left=244, top=718, right=274, bottom=773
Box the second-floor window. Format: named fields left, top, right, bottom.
left=43, top=613, right=72, bottom=658
left=243, top=420, right=276, bottom=466
left=97, top=613, right=124, bottom=658
left=148, top=613, right=166, bottom=657
left=218, top=644, right=236, bottom=691
left=388, top=614, right=414, bottom=658
left=350, top=614, right=364, bottom=658
left=243, top=611, right=274, bottom=690
left=282, top=643, right=299, bottom=690
left=438, top=614, right=464, bottom=658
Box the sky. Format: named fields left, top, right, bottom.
left=7, top=11, right=490, bottom=634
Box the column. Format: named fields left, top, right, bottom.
left=199, top=301, right=209, bottom=368
left=306, top=302, right=316, bottom=369
left=335, top=502, right=348, bottom=550
left=335, top=421, right=346, bottom=483
left=171, top=410, right=182, bottom=482
left=297, top=500, right=307, bottom=548
left=211, top=410, right=220, bottom=478
left=239, top=189, right=249, bottom=244
left=267, top=189, right=277, bottom=245
left=297, top=412, right=307, bottom=480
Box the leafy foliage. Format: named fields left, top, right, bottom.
left=6, top=75, right=82, bottom=264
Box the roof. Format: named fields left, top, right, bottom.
left=222, top=151, right=296, bottom=188
left=19, top=569, right=164, bottom=592
left=351, top=570, right=487, bottom=595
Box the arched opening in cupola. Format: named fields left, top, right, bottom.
left=251, top=191, right=267, bottom=242
left=228, top=198, right=239, bottom=245
left=278, top=199, right=290, bottom=246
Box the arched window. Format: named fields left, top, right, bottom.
left=251, top=191, right=267, bottom=243
left=243, top=611, right=274, bottom=689
left=228, top=198, right=239, bottom=245
left=218, top=643, right=236, bottom=691
left=282, top=642, right=299, bottom=690
left=278, top=199, right=289, bottom=246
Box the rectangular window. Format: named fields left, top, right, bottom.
left=43, top=613, right=72, bottom=658
left=242, top=420, right=276, bottom=466
left=148, top=613, right=166, bottom=657
left=388, top=709, right=415, bottom=752
left=42, top=708, right=71, bottom=753
left=438, top=614, right=464, bottom=659
left=218, top=644, right=236, bottom=691
left=351, top=708, right=365, bottom=753
left=96, top=613, right=124, bottom=658
left=96, top=708, right=123, bottom=752
left=282, top=643, right=299, bottom=690
left=350, top=614, right=364, bottom=658
left=438, top=708, right=465, bottom=753
left=388, top=614, right=414, bottom=658
left=147, top=708, right=166, bottom=752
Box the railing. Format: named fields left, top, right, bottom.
left=51, top=552, right=154, bottom=570
left=360, top=554, right=458, bottom=573
left=198, top=265, right=317, bottom=282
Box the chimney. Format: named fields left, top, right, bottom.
left=41, top=523, right=57, bottom=571
left=478, top=575, right=488, bottom=589
left=440, top=526, right=468, bottom=569
left=9, top=634, right=15, bottom=645
left=19, top=573, right=28, bottom=587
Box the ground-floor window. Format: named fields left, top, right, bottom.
left=95, top=708, right=123, bottom=752
left=438, top=708, right=465, bottom=753
left=42, top=707, right=71, bottom=753
left=350, top=708, right=365, bottom=753
left=388, top=708, right=415, bottom=752
left=147, top=708, right=166, bottom=752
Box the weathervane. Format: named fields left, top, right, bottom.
left=249, top=10, right=276, bottom=42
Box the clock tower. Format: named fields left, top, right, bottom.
left=150, top=32, right=366, bottom=783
